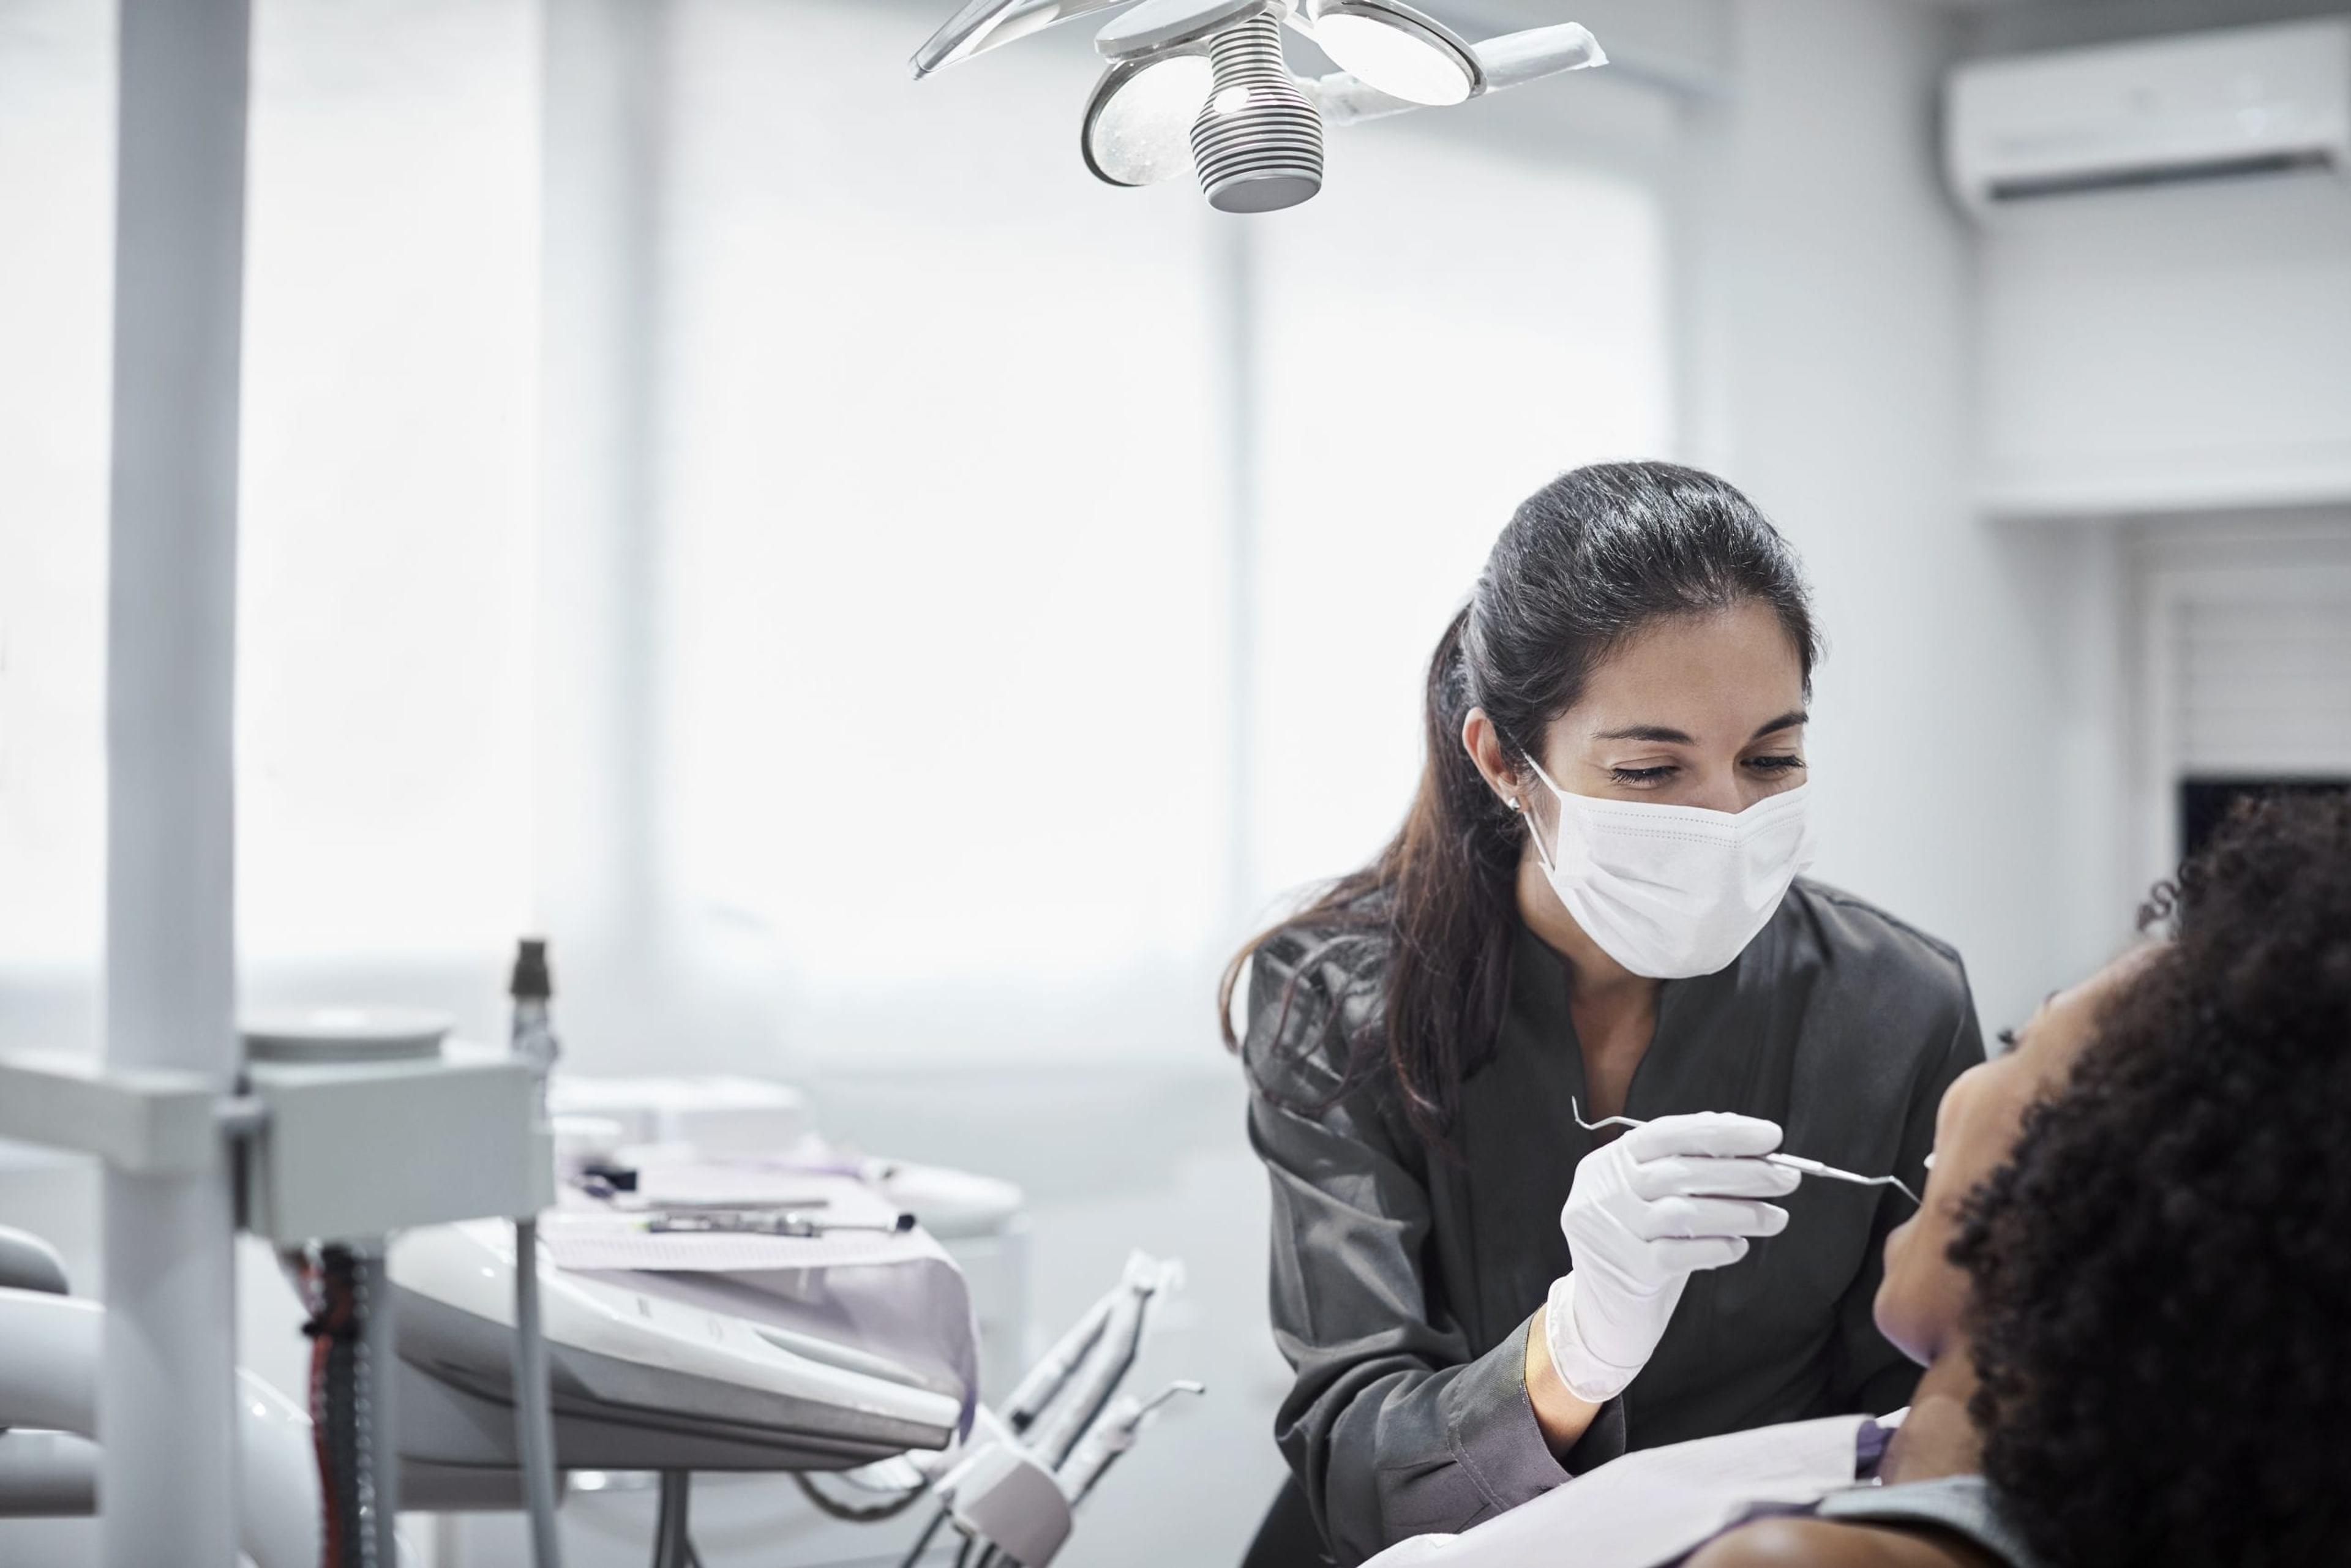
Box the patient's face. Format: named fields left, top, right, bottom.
left=1873, top=943, right=2162, bottom=1365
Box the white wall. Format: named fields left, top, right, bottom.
left=1692, top=0, right=2351, bottom=1033
left=1955, top=7, right=2351, bottom=519
left=1960, top=0, right=2351, bottom=56
left=0, top=0, right=111, bottom=1051
left=1974, top=173, right=2351, bottom=519
left=1684, top=0, right=2095, bottom=1036
left=1951, top=0, right=2351, bottom=982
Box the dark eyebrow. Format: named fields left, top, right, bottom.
left=1592, top=711, right=1809, bottom=746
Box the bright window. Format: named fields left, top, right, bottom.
left=0, top=0, right=540, bottom=994
left=659, top=0, right=1229, bottom=989
left=236, top=0, right=540, bottom=962
left=0, top=0, right=111, bottom=977
left=1250, top=125, right=1674, bottom=906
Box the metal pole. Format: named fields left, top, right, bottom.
left=537, top=0, right=670, bottom=1059
left=99, top=0, right=249, bottom=1564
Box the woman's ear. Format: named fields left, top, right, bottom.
left=1461, top=708, right=1526, bottom=810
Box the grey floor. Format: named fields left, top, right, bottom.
left=0, top=1060, right=1292, bottom=1568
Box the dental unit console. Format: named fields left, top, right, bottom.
left=388, top=1217, right=1196, bottom=1567
left=390, top=1221, right=966, bottom=1475
left=0, top=1047, right=1199, bottom=1568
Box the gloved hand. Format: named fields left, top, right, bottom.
left=1544, top=1112, right=1800, bottom=1402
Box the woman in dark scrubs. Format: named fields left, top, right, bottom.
left=1224, top=462, right=1982, bottom=1566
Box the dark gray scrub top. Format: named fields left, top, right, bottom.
left=1243, top=879, right=1984, bottom=1565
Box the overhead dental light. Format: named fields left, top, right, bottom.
left=913, top=0, right=1605, bottom=215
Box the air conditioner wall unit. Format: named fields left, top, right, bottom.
left=1946, top=17, right=2351, bottom=214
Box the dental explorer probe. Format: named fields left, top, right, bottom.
left=1570, top=1099, right=1921, bottom=1207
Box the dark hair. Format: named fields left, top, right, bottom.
left=1218, top=460, right=1820, bottom=1145
left=1952, top=792, right=2351, bottom=1567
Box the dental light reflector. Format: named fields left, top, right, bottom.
left=1190, top=11, right=1323, bottom=211
left=1085, top=54, right=1217, bottom=186
left=1299, top=1, right=1478, bottom=107
left=1313, top=21, right=1605, bottom=127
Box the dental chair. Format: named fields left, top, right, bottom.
left=0, top=1225, right=321, bottom=1568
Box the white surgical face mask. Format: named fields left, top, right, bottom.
left=1523, top=759, right=1815, bottom=979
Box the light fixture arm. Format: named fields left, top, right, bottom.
left=912, top=0, right=1135, bottom=77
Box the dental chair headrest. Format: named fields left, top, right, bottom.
left=0, top=1226, right=70, bottom=1296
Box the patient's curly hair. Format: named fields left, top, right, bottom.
left=1950, top=792, right=2351, bottom=1568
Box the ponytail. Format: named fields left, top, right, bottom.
left=1218, top=606, right=1523, bottom=1143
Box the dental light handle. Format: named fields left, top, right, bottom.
left=1477, top=22, right=1607, bottom=90
left=1313, top=21, right=1605, bottom=126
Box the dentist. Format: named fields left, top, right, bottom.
left=1224, top=462, right=1982, bottom=1566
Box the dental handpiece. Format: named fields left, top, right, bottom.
left=1003, top=1292, right=1117, bottom=1435
left=1570, top=1099, right=1921, bottom=1207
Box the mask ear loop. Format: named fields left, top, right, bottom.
left=1517, top=755, right=1569, bottom=878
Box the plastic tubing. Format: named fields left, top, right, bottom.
left=512, top=1218, right=567, bottom=1567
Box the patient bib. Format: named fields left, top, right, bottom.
left=1363, top=1412, right=1883, bottom=1567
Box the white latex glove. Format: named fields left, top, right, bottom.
left=1544, top=1112, right=1801, bottom=1402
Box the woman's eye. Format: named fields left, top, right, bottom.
left=1608, top=764, right=1676, bottom=784
left=1745, top=754, right=1807, bottom=775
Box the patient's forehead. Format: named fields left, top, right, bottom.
left=2011, top=942, right=2165, bottom=1083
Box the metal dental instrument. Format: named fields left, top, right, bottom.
left=646, top=1210, right=917, bottom=1239
left=1571, top=1099, right=1921, bottom=1207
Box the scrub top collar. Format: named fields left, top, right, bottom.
left=1498, top=901, right=1786, bottom=1122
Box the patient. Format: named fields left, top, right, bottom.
left=1692, top=791, right=2351, bottom=1567
left=1368, top=793, right=2351, bottom=1568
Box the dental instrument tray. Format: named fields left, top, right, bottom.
left=539, top=1165, right=939, bottom=1272
left=391, top=1164, right=980, bottom=1475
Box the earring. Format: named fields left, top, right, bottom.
left=1507, top=798, right=1523, bottom=813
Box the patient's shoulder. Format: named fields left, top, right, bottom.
left=1686, top=1516, right=2001, bottom=1568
